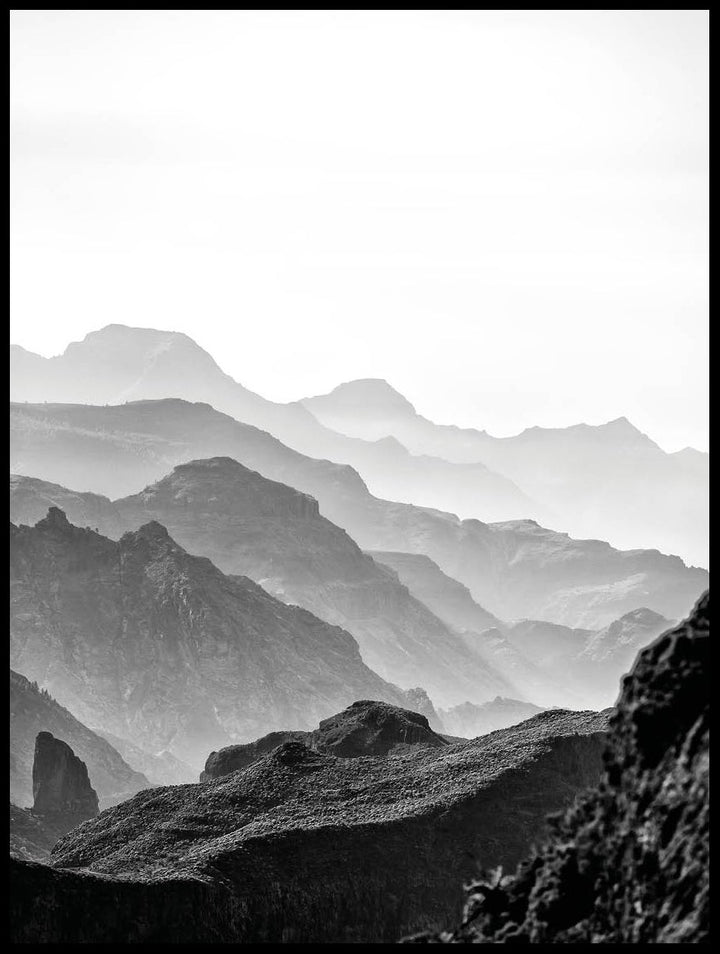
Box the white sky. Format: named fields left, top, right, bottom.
left=10, top=10, right=708, bottom=451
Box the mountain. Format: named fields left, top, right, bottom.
left=9, top=401, right=708, bottom=629
left=10, top=509, right=407, bottom=769
left=368, top=550, right=583, bottom=707
left=417, top=592, right=709, bottom=944
left=10, top=460, right=517, bottom=707
left=10, top=670, right=150, bottom=809
left=438, top=697, right=547, bottom=739
left=202, top=699, right=448, bottom=780
left=9, top=708, right=609, bottom=943
left=95, top=731, right=196, bottom=788
left=506, top=608, right=673, bottom=709
left=9, top=326, right=544, bottom=524
left=302, top=379, right=709, bottom=568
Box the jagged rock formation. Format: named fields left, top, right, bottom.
left=201, top=700, right=448, bottom=780
left=11, top=670, right=151, bottom=808
left=9, top=709, right=609, bottom=943
left=26, top=732, right=99, bottom=853
left=302, top=378, right=709, bottom=568
left=10, top=509, right=405, bottom=769
left=33, top=732, right=99, bottom=819
left=411, top=592, right=709, bottom=943
left=10, top=402, right=707, bottom=629
left=439, top=697, right=547, bottom=739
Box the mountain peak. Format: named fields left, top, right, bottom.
left=311, top=379, right=416, bottom=415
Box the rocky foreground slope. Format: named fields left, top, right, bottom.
left=10, top=509, right=405, bottom=769
left=9, top=708, right=608, bottom=943
left=10, top=401, right=708, bottom=628
left=409, top=591, right=709, bottom=944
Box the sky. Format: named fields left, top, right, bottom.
left=10, top=10, right=708, bottom=452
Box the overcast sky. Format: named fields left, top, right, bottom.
left=10, top=10, right=708, bottom=451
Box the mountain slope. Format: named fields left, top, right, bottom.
left=10, top=509, right=406, bottom=769
left=10, top=670, right=150, bottom=809
left=303, top=378, right=709, bottom=567
left=10, top=459, right=517, bottom=707
left=9, top=708, right=609, bottom=943
left=10, top=401, right=708, bottom=628
left=10, top=326, right=542, bottom=524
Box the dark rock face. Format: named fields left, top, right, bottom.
left=10, top=669, right=151, bottom=808
left=414, top=591, right=709, bottom=944
left=201, top=700, right=448, bottom=780
left=9, top=709, right=608, bottom=943
left=10, top=510, right=405, bottom=769
left=32, top=731, right=99, bottom=823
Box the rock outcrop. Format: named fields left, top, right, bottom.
left=11, top=669, right=151, bottom=808
left=32, top=731, right=99, bottom=823
left=410, top=591, right=709, bottom=944
left=201, top=700, right=448, bottom=780
left=9, top=709, right=609, bottom=943
left=10, top=510, right=405, bottom=769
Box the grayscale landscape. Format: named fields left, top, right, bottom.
left=10, top=10, right=708, bottom=945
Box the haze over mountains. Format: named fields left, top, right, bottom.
left=10, top=401, right=707, bottom=630
left=10, top=324, right=708, bottom=565
left=303, top=378, right=709, bottom=567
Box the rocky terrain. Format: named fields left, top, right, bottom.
left=410, top=592, right=709, bottom=943
left=10, top=508, right=406, bottom=769
left=9, top=708, right=608, bottom=943
left=303, top=378, right=709, bottom=568
left=438, top=697, right=547, bottom=739
left=201, top=700, right=448, bottom=780
left=10, top=402, right=707, bottom=629
left=11, top=669, right=150, bottom=808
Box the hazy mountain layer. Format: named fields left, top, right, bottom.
left=9, top=459, right=517, bottom=707
left=506, top=608, right=673, bottom=709
left=438, top=697, right=546, bottom=739
left=10, top=326, right=543, bottom=524
left=303, top=378, right=708, bottom=567
left=10, top=709, right=608, bottom=943
left=9, top=401, right=708, bottom=629
left=10, top=509, right=405, bottom=769
left=10, top=670, right=150, bottom=809
left=417, top=592, right=709, bottom=944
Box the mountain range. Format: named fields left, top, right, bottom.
left=10, top=401, right=708, bottom=630
left=10, top=325, right=708, bottom=565
left=304, top=378, right=709, bottom=567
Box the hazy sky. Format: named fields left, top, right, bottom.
left=10, top=11, right=708, bottom=451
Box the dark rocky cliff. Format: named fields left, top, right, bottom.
left=409, top=591, right=709, bottom=944
left=32, top=731, right=99, bottom=822
left=9, top=709, right=608, bottom=943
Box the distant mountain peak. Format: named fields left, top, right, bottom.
left=313, top=378, right=416, bottom=415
